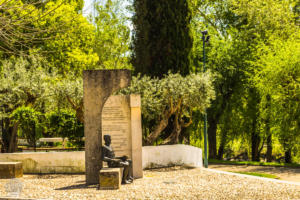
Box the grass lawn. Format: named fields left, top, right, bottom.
left=229, top=171, right=280, bottom=179
left=209, top=159, right=300, bottom=168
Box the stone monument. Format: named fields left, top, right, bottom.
left=102, top=95, right=143, bottom=179
left=83, top=70, right=142, bottom=185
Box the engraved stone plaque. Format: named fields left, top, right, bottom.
left=102, top=96, right=132, bottom=158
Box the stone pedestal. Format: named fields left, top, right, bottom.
left=0, top=162, right=23, bottom=179
left=99, top=168, right=121, bottom=190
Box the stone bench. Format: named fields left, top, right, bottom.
left=0, top=162, right=23, bottom=179
left=99, top=168, right=122, bottom=190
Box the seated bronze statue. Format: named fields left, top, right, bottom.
left=102, top=134, right=133, bottom=184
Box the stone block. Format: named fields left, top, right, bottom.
left=0, top=162, right=23, bottom=179
left=99, top=168, right=121, bottom=190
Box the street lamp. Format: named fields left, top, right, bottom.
left=201, top=30, right=209, bottom=168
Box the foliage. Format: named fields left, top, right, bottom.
left=132, top=0, right=193, bottom=77
left=48, top=75, right=83, bottom=123
left=121, top=72, right=215, bottom=144
left=0, top=0, right=48, bottom=57
left=253, top=35, right=300, bottom=155
left=46, top=110, right=84, bottom=147
left=191, top=0, right=300, bottom=161
left=38, top=1, right=98, bottom=74
left=0, top=56, right=54, bottom=117
left=93, top=0, right=132, bottom=70
left=0, top=56, right=54, bottom=152
left=10, top=106, right=43, bottom=149
left=0, top=0, right=98, bottom=75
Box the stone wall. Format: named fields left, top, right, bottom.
left=0, top=152, right=85, bottom=173
left=142, top=145, right=203, bottom=169
left=0, top=145, right=202, bottom=174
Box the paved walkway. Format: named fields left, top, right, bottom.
left=208, top=164, right=300, bottom=182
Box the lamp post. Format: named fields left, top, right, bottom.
left=202, top=30, right=209, bottom=168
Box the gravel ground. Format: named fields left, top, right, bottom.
left=0, top=167, right=299, bottom=200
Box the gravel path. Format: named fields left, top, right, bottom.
left=208, top=164, right=300, bottom=182
left=0, top=167, right=299, bottom=200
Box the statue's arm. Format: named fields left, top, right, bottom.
left=115, top=155, right=128, bottom=160
left=102, top=156, right=119, bottom=162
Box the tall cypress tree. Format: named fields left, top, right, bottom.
left=132, top=0, right=193, bottom=78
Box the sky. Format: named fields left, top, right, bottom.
left=82, top=0, right=95, bottom=17
left=82, top=0, right=133, bottom=29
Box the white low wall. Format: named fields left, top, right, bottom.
left=142, top=144, right=202, bottom=169
left=0, top=145, right=202, bottom=173
left=0, top=151, right=85, bottom=173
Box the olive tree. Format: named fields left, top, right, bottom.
left=121, top=72, right=215, bottom=145
left=0, top=56, right=53, bottom=152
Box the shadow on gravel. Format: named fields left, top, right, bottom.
left=26, top=174, right=84, bottom=179
left=55, top=183, right=98, bottom=190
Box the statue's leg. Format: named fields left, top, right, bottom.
left=127, top=160, right=133, bottom=180
left=122, top=165, right=129, bottom=184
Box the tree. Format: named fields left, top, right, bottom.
left=190, top=0, right=252, bottom=159
left=253, top=35, right=300, bottom=163
left=93, top=0, right=131, bottom=70
left=0, top=0, right=99, bottom=75
left=49, top=75, right=84, bottom=123
left=10, top=106, right=43, bottom=151
left=38, top=1, right=98, bottom=75
left=46, top=110, right=83, bottom=147
left=121, top=72, right=215, bottom=145
left=193, top=0, right=298, bottom=160
left=0, top=0, right=56, bottom=57
left=232, top=0, right=298, bottom=161
left=132, top=0, right=193, bottom=77
left=0, top=56, right=53, bottom=152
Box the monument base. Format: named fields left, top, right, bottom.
left=99, top=168, right=122, bottom=190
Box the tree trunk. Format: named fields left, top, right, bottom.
left=251, top=130, right=260, bottom=161
left=33, top=124, right=36, bottom=152
left=179, top=128, right=190, bottom=145
left=251, top=115, right=260, bottom=161
left=174, top=114, right=181, bottom=144
left=285, top=149, right=292, bottom=163
left=2, top=118, right=18, bottom=153
left=146, top=118, right=169, bottom=145
left=266, top=134, right=272, bottom=162
left=163, top=112, right=181, bottom=144
left=217, top=130, right=227, bottom=160
left=207, top=114, right=217, bottom=159
left=265, top=94, right=272, bottom=162
left=207, top=90, right=233, bottom=160
left=8, top=122, right=18, bottom=153
left=248, top=88, right=261, bottom=162
left=2, top=118, right=10, bottom=152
